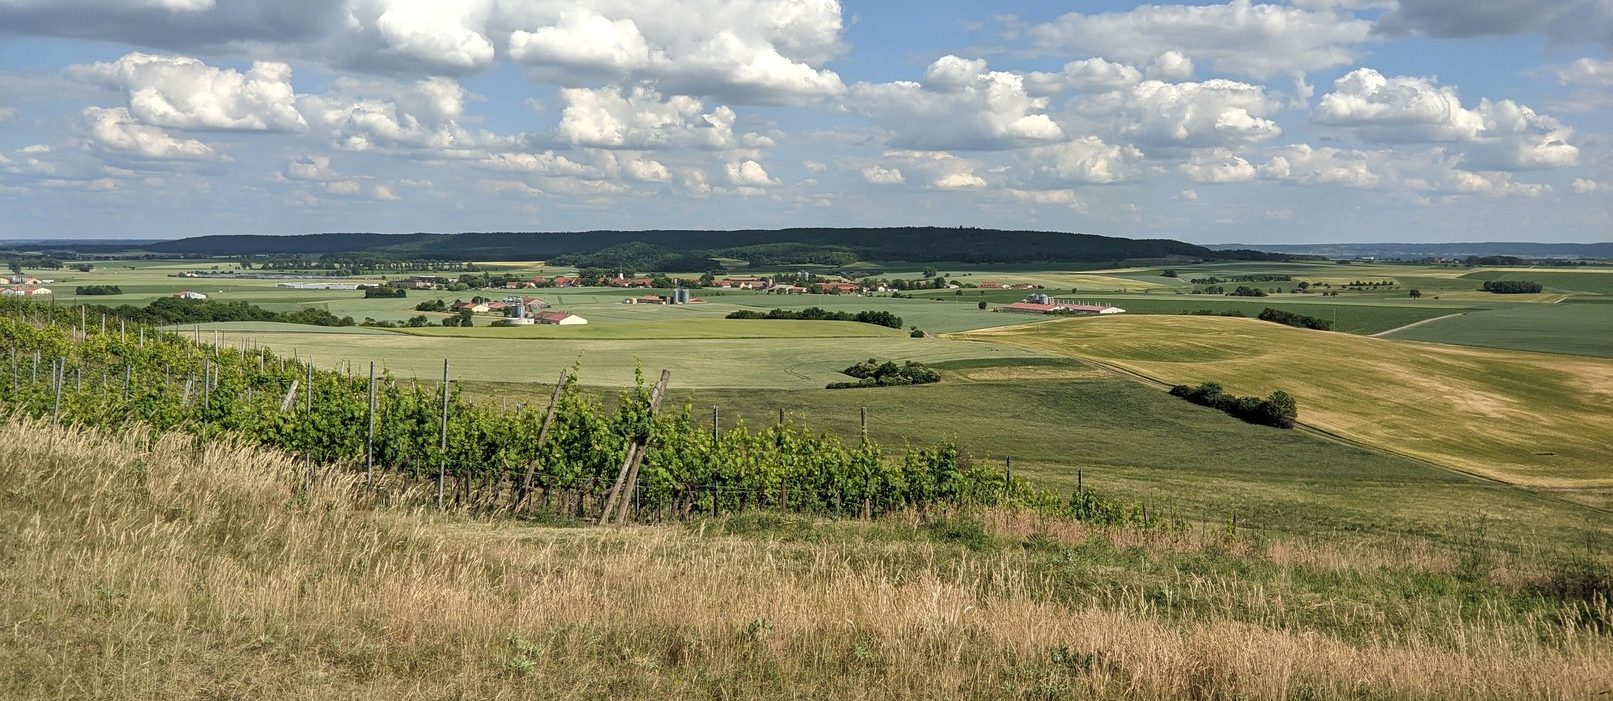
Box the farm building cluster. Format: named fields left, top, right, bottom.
left=998, top=294, right=1125, bottom=315
left=3, top=275, right=53, bottom=298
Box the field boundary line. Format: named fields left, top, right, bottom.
left=1370, top=313, right=1466, bottom=337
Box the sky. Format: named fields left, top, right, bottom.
left=0, top=0, right=1610, bottom=244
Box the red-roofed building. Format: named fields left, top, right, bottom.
left=977, top=281, right=1002, bottom=289
left=814, top=281, right=862, bottom=294
left=536, top=311, right=588, bottom=325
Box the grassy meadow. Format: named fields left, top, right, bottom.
left=4, top=418, right=1611, bottom=700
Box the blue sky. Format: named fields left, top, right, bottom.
left=1, top=0, right=1609, bottom=243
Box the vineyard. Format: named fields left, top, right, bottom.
left=0, top=299, right=1122, bottom=523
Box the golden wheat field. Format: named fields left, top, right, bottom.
left=961, top=315, right=1613, bottom=489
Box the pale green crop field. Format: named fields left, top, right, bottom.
left=1382, top=303, right=1613, bottom=358
left=227, top=326, right=1054, bottom=389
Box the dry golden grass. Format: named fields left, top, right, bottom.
left=3, top=418, right=1610, bottom=700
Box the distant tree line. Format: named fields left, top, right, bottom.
left=364, top=286, right=407, bottom=298
left=1183, top=309, right=1248, bottom=317
left=74, top=285, right=122, bottom=295
left=827, top=359, right=941, bottom=389
left=1481, top=280, right=1543, bottom=294
left=89, top=297, right=355, bottom=328
left=134, top=227, right=1302, bottom=265
left=1257, top=307, right=1333, bottom=331
left=1189, top=275, right=1292, bottom=284
left=726, top=307, right=904, bottom=329
left=1169, top=382, right=1298, bottom=428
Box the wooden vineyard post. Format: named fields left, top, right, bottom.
left=437, top=359, right=449, bottom=510
left=1077, top=470, right=1083, bottom=496
left=51, top=359, right=63, bottom=426
left=600, top=369, right=671, bottom=526
left=712, top=405, right=719, bottom=443
left=279, top=380, right=299, bottom=411
left=123, top=364, right=131, bottom=400
left=860, top=406, right=868, bottom=440
left=1005, top=456, right=1013, bottom=494
left=366, top=361, right=376, bottom=488
left=513, top=367, right=569, bottom=513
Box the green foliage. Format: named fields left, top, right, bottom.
left=0, top=298, right=1131, bottom=522
left=827, top=358, right=940, bottom=390
left=1481, top=280, right=1543, bottom=294
left=74, top=285, right=122, bottom=296
left=1257, top=307, right=1332, bottom=331
left=364, top=287, right=407, bottom=298
left=1168, top=382, right=1298, bottom=429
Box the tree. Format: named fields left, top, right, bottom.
left=72, top=263, right=93, bottom=272
left=977, top=301, right=988, bottom=309
left=7, top=260, right=21, bottom=275
left=922, top=266, right=938, bottom=278
left=1409, top=289, right=1422, bottom=298
left=1161, top=269, right=1178, bottom=278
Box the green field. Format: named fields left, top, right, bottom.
left=963, top=315, right=1613, bottom=489
left=222, top=325, right=1052, bottom=389
left=22, top=256, right=1613, bottom=540
left=1382, top=304, right=1613, bottom=358
left=1461, top=269, right=1613, bottom=295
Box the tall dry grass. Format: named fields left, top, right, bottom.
left=2, top=418, right=1609, bottom=699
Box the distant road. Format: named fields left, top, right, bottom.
left=1371, top=313, right=1465, bottom=337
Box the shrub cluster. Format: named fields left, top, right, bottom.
left=1481, top=280, right=1543, bottom=294
left=364, top=286, right=407, bottom=298
left=826, top=359, right=940, bottom=389
left=1169, top=382, right=1298, bottom=428
left=726, top=307, right=903, bottom=329
left=73, top=285, right=122, bottom=296
left=1257, top=307, right=1332, bottom=331
left=1183, top=309, right=1248, bottom=317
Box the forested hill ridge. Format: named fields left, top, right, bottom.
left=104, top=228, right=1291, bottom=265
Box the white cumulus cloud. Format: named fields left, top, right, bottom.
left=848, top=55, right=1063, bottom=150
left=83, top=106, right=221, bottom=160
left=69, top=52, right=306, bottom=131
left=1315, top=68, right=1578, bottom=169
left=1029, top=0, right=1373, bottom=79
left=860, top=165, right=904, bottom=185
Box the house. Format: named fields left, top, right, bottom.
left=548, top=276, right=581, bottom=288
left=977, top=281, right=1003, bottom=289
left=535, top=311, right=587, bottom=325
left=503, top=280, right=536, bottom=289
left=1008, top=283, right=1038, bottom=290
left=174, top=290, right=208, bottom=300
left=768, top=284, right=808, bottom=295
left=715, top=277, right=767, bottom=289
left=451, top=301, right=490, bottom=313
left=813, top=281, right=862, bottom=295
left=624, top=294, right=668, bottom=305
left=7, top=275, right=42, bottom=286
left=1, top=286, right=51, bottom=297
left=484, top=301, right=510, bottom=312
